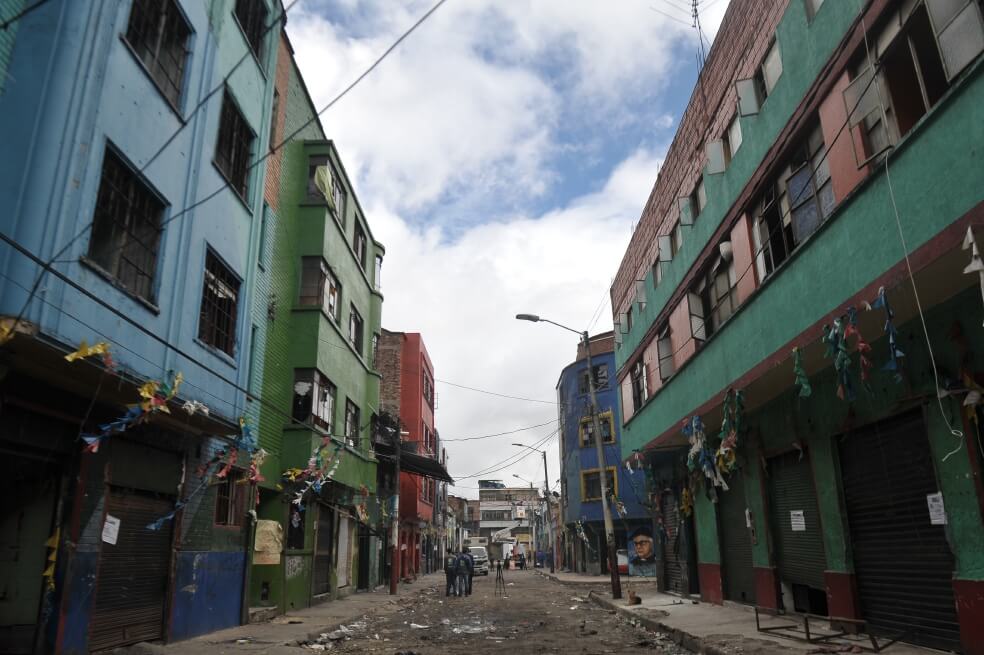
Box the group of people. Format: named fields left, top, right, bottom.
left=444, top=548, right=474, bottom=597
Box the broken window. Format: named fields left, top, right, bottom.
left=215, top=90, right=254, bottom=200
left=581, top=468, right=616, bottom=501
left=124, top=0, right=191, bottom=108
left=579, top=411, right=615, bottom=447
left=726, top=114, right=743, bottom=162
left=198, top=249, right=240, bottom=356
left=672, top=220, right=684, bottom=255
left=348, top=304, right=364, bottom=355
left=292, top=369, right=336, bottom=431
left=630, top=361, right=648, bottom=411
left=234, top=0, right=269, bottom=61
left=652, top=258, right=664, bottom=287
left=695, top=248, right=738, bottom=338
left=688, top=290, right=707, bottom=343
left=354, top=222, right=368, bottom=269
left=657, top=324, right=675, bottom=381
left=88, top=147, right=164, bottom=302
left=578, top=364, right=610, bottom=394
left=737, top=37, right=783, bottom=115
left=344, top=399, right=360, bottom=448
left=299, top=257, right=340, bottom=320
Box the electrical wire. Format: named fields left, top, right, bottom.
left=0, top=0, right=51, bottom=30
left=440, top=419, right=558, bottom=442
left=7, top=0, right=451, bottom=335
left=452, top=430, right=557, bottom=481
left=433, top=378, right=556, bottom=405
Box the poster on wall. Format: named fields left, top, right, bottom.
left=627, top=526, right=658, bottom=577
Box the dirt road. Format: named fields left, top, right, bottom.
left=296, top=568, right=690, bottom=654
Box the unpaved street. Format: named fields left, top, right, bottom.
left=296, top=569, right=689, bottom=655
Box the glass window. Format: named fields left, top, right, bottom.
left=348, top=304, right=364, bottom=354
left=657, top=325, right=674, bottom=380
left=292, top=369, right=336, bottom=431
left=344, top=399, right=360, bottom=447
left=215, top=91, right=254, bottom=200
left=762, top=40, right=783, bottom=94
left=198, top=250, right=241, bottom=356
left=299, top=257, right=340, bottom=320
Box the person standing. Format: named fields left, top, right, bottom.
left=464, top=547, right=475, bottom=595
left=454, top=548, right=471, bottom=597
left=444, top=549, right=458, bottom=597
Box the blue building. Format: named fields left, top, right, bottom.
left=0, top=0, right=282, bottom=650
left=556, top=331, right=650, bottom=575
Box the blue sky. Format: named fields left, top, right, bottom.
left=286, top=0, right=730, bottom=496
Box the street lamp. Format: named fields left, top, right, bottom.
left=515, top=314, right=620, bottom=597
left=512, top=473, right=534, bottom=488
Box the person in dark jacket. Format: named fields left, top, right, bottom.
left=454, top=549, right=472, bottom=597
left=463, top=548, right=475, bottom=595
left=444, top=549, right=458, bottom=597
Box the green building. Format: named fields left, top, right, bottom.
left=248, top=32, right=386, bottom=613
left=610, top=1, right=984, bottom=652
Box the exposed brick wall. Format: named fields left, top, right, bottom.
left=263, top=33, right=293, bottom=212
left=377, top=329, right=405, bottom=419
left=611, top=0, right=789, bottom=317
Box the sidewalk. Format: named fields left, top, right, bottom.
left=114, top=573, right=444, bottom=655
left=581, top=583, right=942, bottom=655
left=537, top=568, right=659, bottom=586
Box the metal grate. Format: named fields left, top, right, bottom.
left=719, top=471, right=756, bottom=604
left=215, top=91, right=254, bottom=200
left=124, top=0, right=191, bottom=108
left=88, top=148, right=164, bottom=301
left=198, top=250, right=240, bottom=356
left=235, top=0, right=269, bottom=60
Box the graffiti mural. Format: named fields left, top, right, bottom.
left=627, top=526, right=658, bottom=577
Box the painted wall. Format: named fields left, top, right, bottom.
left=557, top=348, right=648, bottom=526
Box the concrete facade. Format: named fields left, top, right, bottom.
left=612, top=0, right=984, bottom=652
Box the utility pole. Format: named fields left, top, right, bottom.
left=541, top=450, right=556, bottom=573
left=583, top=330, right=622, bottom=599
left=389, top=425, right=402, bottom=595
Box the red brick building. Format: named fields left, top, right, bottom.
left=378, top=329, right=440, bottom=577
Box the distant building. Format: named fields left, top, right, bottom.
left=478, top=481, right=541, bottom=557
left=556, top=332, right=650, bottom=576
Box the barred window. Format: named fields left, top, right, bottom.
left=198, top=250, right=240, bottom=356
left=292, top=369, right=336, bottom=431
left=215, top=91, right=254, bottom=201
left=87, top=147, right=164, bottom=302
left=344, top=399, right=360, bottom=448
left=215, top=470, right=247, bottom=526
left=124, top=0, right=191, bottom=108
left=299, top=257, right=340, bottom=320
left=234, top=0, right=269, bottom=61
left=348, top=304, right=364, bottom=355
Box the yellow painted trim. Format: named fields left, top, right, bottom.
left=580, top=466, right=618, bottom=502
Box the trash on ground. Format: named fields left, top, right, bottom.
left=409, top=623, right=430, bottom=629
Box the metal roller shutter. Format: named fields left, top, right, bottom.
left=313, top=503, right=334, bottom=596
left=838, top=410, right=959, bottom=651
left=661, top=491, right=683, bottom=593
left=719, top=471, right=756, bottom=604
left=767, top=450, right=826, bottom=591
left=88, top=489, right=175, bottom=652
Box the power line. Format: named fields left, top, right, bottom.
left=453, top=430, right=557, bottom=481
left=8, top=0, right=451, bottom=335
left=441, top=419, right=558, bottom=442
left=434, top=378, right=556, bottom=405
left=0, top=0, right=51, bottom=30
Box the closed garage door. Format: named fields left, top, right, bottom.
left=838, top=410, right=959, bottom=651
left=661, top=491, right=683, bottom=593
left=719, top=472, right=755, bottom=604
left=313, top=503, right=334, bottom=596
left=89, top=488, right=175, bottom=652
left=768, top=450, right=827, bottom=613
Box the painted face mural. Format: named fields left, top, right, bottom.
left=627, top=526, right=658, bottom=577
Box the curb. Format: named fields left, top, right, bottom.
left=535, top=569, right=658, bottom=587
left=587, top=591, right=728, bottom=655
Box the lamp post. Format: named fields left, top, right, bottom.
left=515, top=314, right=620, bottom=597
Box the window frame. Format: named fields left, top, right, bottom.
left=353, top=222, right=368, bottom=270
left=578, top=364, right=610, bottom=394
left=657, top=323, right=675, bottom=381
left=579, top=410, right=615, bottom=447
left=292, top=368, right=337, bottom=431
left=348, top=304, right=364, bottom=355
left=214, top=89, right=255, bottom=202
left=198, top=248, right=241, bottom=357
left=86, top=145, right=166, bottom=304
left=299, top=256, right=341, bottom=320
left=233, top=0, right=269, bottom=63
left=630, top=360, right=648, bottom=412
left=344, top=398, right=360, bottom=448
left=580, top=467, right=618, bottom=502
left=214, top=469, right=248, bottom=527
left=123, top=0, right=192, bottom=111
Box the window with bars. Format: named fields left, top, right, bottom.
left=214, top=470, right=247, bottom=526
left=215, top=90, right=254, bottom=201
left=87, top=147, right=164, bottom=302
left=371, top=333, right=380, bottom=369
left=299, top=257, right=341, bottom=320
left=579, top=411, right=615, bottom=447
left=234, top=0, right=269, bottom=61
left=344, top=399, right=360, bottom=448
left=124, top=0, right=191, bottom=108
left=292, top=369, right=336, bottom=431
left=423, top=371, right=435, bottom=408
left=348, top=304, right=364, bottom=355
left=198, top=249, right=241, bottom=356
left=354, top=223, right=367, bottom=269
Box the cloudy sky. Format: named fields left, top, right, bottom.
left=285, top=0, right=730, bottom=498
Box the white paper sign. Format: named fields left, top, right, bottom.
left=744, top=508, right=752, bottom=528
left=790, top=510, right=806, bottom=532
left=927, top=492, right=946, bottom=525
left=102, top=514, right=121, bottom=545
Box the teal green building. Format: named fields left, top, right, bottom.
left=611, top=1, right=984, bottom=652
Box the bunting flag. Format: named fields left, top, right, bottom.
left=964, top=227, right=984, bottom=326
left=844, top=306, right=873, bottom=392
left=822, top=318, right=855, bottom=401
left=868, top=287, right=904, bottom=382
left=64, top=340, right=110, bottom=363
left=792, top=347, right=812, bottom=398
left=682, top=415, right=728, bottom=491
left=182, top=400, right=210, bottom=416
left=715, top=389, right=745, bottom=476
left=42, top=528, right=59, bottom=591
left=679, top=488, right=693, bottom=518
